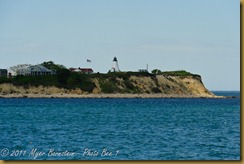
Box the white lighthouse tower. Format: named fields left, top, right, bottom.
left=111, top=57, right=120, bottom=72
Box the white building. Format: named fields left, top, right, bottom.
left=8, top=64, right=54, bottom=77
left=110, top=57, right=120, bottom=72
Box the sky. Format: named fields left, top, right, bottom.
left=0, top=0, right=240, bottom=91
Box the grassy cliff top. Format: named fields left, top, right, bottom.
left=0, top=70, right=200, bottom=93
left=160, top=70, right=200, bottom=77
left=90, top=70, right=200, bottom=77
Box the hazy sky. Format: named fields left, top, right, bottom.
left=0, top=0, right=240, bottom=90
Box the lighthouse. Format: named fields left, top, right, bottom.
left=111, top=57, right=120, bottom=72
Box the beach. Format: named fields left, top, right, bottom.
left=0, top=93, right=226, bottom=98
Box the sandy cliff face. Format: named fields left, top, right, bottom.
left=90, top=75, right=214, bottom=97
left=0, top=75, right=214, bottom=97
left=129, top=75, right=213, bottom=96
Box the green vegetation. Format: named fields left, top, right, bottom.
left=0, top=66, right=199, bottom=93
left=0, top=71, right=150, bottom=93
left=66, top=72, right=95, bottom=92
left=0, top=70, right=96, bottom=93
left=124, top=79, right=136, bottom=91
left=151, top=69, right=162, bottom=74
left=99, top=79, right=121, bottom=93
left=161, top=70, right=194, bottom=76
left=96, top=72, right=141, bottom=93
left=41, top=61, right=66, bottom=71
left=90, top=71, right=152, bottom=79
left=0, top=77, right=11, bottom=84
left=12, top=75, right=58, bottom=87
left=152, top=69, right=200, bottom=77
left=151, top=87, right=162, bottom=93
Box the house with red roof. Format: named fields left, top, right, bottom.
left=69, top=67, right=94, bottom=74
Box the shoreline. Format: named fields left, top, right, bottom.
left=0, top=93, right=232, bottom=99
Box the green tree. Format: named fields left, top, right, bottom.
left=41, top=61, right=66, bottom=71
left=56, top=68, right=71, bottom=86
left=151, top=69, right=161, bottom=74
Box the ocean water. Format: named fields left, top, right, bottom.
left=0, top=91, right=240, bottom=160
left=212, top=91, right=240, bottom=97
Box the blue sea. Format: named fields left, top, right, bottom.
left=0, top=91, right=240, bottom=160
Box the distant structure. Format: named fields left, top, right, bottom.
left=80, top=68, right=93, bottom=74
left=0, top=69, right=7, bottom=77
left=138, top=64, right=148, bottom=73
left=69, top=67, right=93, bottom=74
left=9, top=64, right=31, bottom=76
left=110, top=57, right=120, bottom=72
left=138, top=69, right=148, bottom=73
left=8, top=64, right=54, bottom=77
left=27, top=65, right=54, bottom=76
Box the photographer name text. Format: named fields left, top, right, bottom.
left=0, top=148, right=119, bottom=159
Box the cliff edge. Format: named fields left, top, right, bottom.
left=0, top=72, right=216, bottom=98
left=91, top=74, right=214, bottom=97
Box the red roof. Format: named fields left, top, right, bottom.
left=80, top=68, right=93, bottom=72
left=69, top=68, right=76, bottom=71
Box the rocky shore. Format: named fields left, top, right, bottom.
left=0, top=93, right=227, bottom=99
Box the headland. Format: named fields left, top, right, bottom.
left=0, top=71, right=227, bottom=98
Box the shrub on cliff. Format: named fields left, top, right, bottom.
left=161, top=70, right=193, bottom=76
left=151, top=87, right=162, bottom=93
left=0, top=77, right=11, bottom=84
left=152, top=69, right=200, bottom=77
left=152, top=69, right=162, bottom=74
left=67, top=73, right=95, bottom=92
left=41, top=61, right=66, bottom=71
left=56, top=68, right=71, bottom=87
left=99, top=79, right=121, bottom=93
